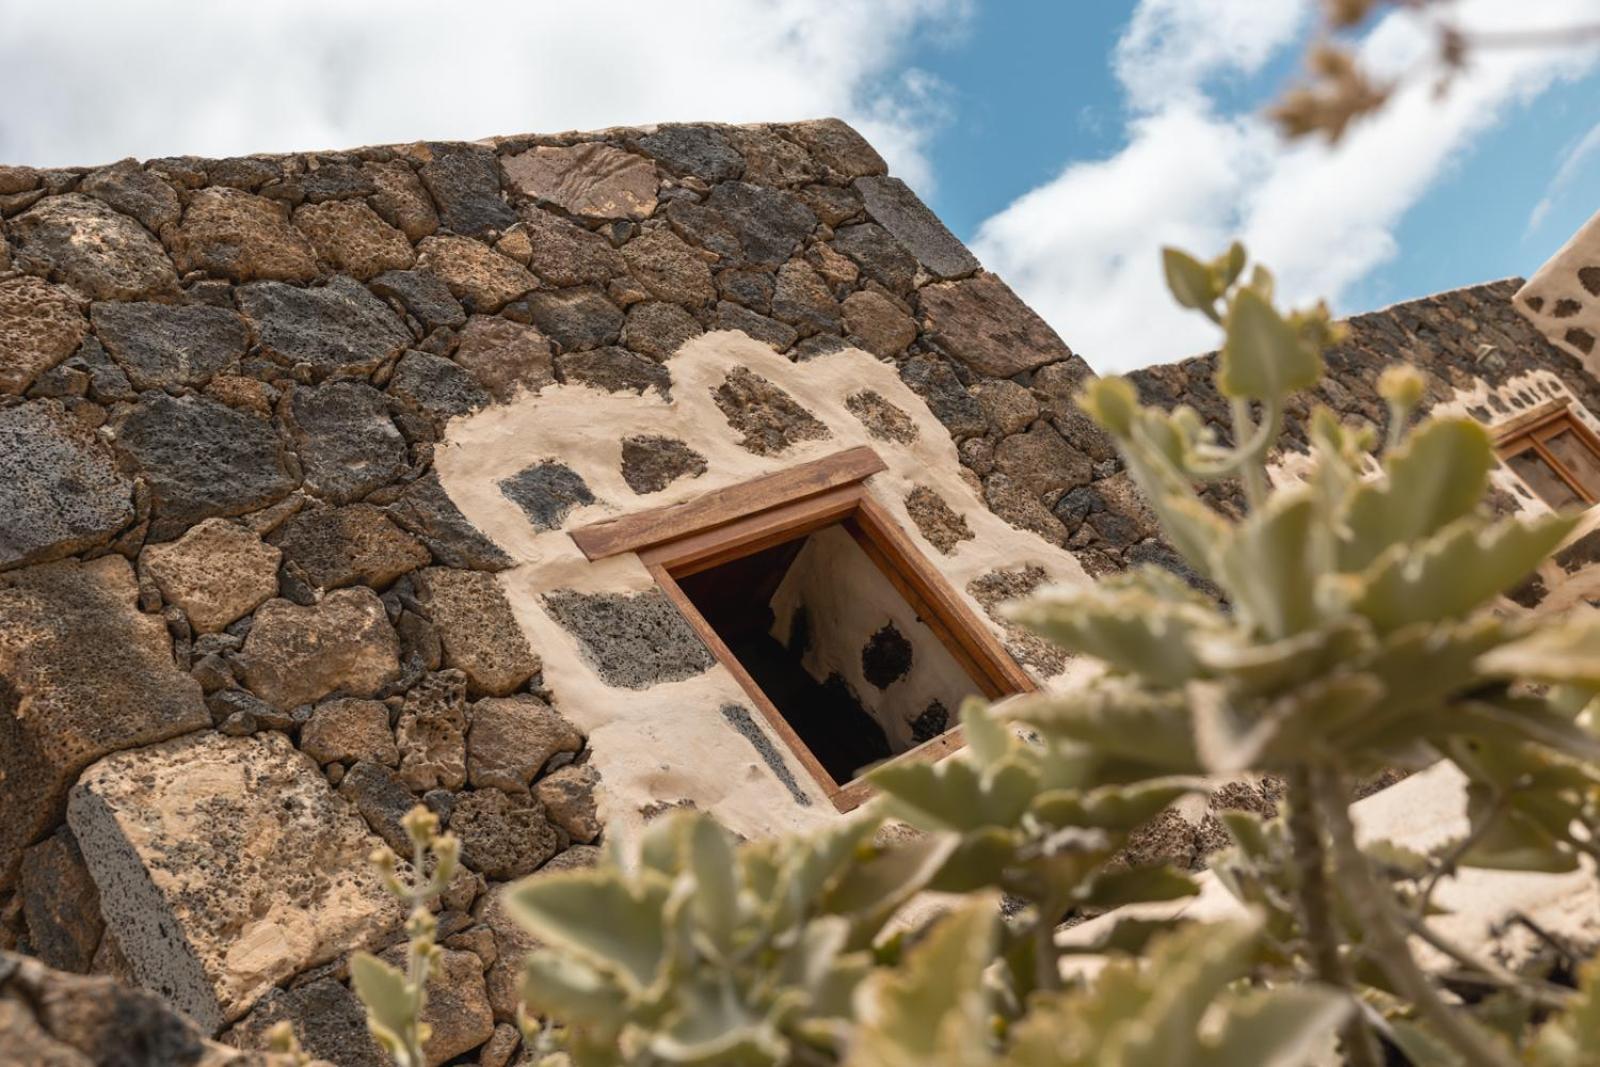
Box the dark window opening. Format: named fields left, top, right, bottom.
left=674, top=523, right=985, bottom=785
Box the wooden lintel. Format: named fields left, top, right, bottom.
left=570, top=446, right=887, bottom=561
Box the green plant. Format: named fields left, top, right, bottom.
left=1013, top=242, right=1600, bottom=1065
left=350, top=805, right=462, bottom=1067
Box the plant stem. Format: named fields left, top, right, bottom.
left=404, top=836, right=430, bottom=1067
left=1285, top=765, right=1383, bottom=1067
left=1033, top=898, right=1064, bottom=995
left=1403, top=915, right=1574, bottom=1011
left=1231, top=398, right=1268, bottom=511
left=1313, top=764, right=1517, bottom=1067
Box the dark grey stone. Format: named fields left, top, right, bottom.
left=714, top=267, right=775, bottom=312
left=339, top=760, right=417, bottom=851
left=771, top=258, right=840, bottom=337
left=418, top=145, right=517, bottom=237
left=854, top=176, right=979, bottom=280
left=290, top=380, right=409, bottom=504
left=543, top=589, right=714, bottom=689
left=898, top=354, right=986, bottom=439
left=523, top=286, right=624, bottom=351
left=0, top=401, right=134, bottom=570
left=451, top=787, right=560, bottom=880
left=0, top=950, right=213, bottom=1065
left=24, top=360, right=89, bottom=399
left=636, top=125, right=744, bottom=183
left=664, top=199, right=744, bottom=260
left=703, top=182, right=817, bottom=267
left=387, top=350, right=491, bottom=420
left=620, top=301, right=703, bottom=361
left=910, top=700, right=949, bottom=744
left=500, top=461, right=595, bottom=531
left=207, top=156, right=281, bottom=190
left=89, top=301, right=247, bottom=390
left=74, top=338, right=136, bottom=404
left=17, top=829, right=102, bottom=973
left=238, top=276, right=411, bottom=381
left=206, top=688, right=294, bottom=732
left=861, top=623, right=913, bottom=689
left=1125, top=540, right=1218, bottom=596
left=227, top=977, right=388, bottom=1067
left=113, top=392, right=293, bottom=537
left=713, top=366, right=830, bottom=455
left=620, top=435, right=707, bottom=494
left=557, top=346, right=670, bottom=396
left=832, top=222, right=918, bottom=294
left=78, top=159, right=181, bottom=233
left=719, top=703, right=811, bottom=806
left=387, top=472, right=512, bottom=571
left=299, top=163, right=377, bottom=203
left=1053, top=485, right=1104, bottom=530
left=793, top=333, right=853, bottom=361
left=713, top=301, right=798, bottom=352
left=368, top=269, right=467, bottom=331
left=1555, top=529, right=1600, bottom=573
left=270, top=504, right=429, bottom=592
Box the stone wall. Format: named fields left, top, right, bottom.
left=1, top=114, right=1596, bottom=1064
left=0, top=118, right=1094, bottom=1063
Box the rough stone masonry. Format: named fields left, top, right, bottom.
left=1, top=115, right=1597, bottom=1067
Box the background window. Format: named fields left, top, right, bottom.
left=1496, top=404, right=1600, bottom=508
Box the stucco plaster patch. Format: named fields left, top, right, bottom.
left=433, top=332, right=1090, bottom=838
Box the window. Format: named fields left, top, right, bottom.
left=1496, top=402, right=1600, bottom=508
left=571, top=446, right=1034, bottom=811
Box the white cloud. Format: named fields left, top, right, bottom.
left=974, top=0, right=1600, bottom=373
left=1114, top=0, right=1310, bottom=111
left=0, top=0, right=969, bottom=190
left=1528, top=119, right=1600, bottom=231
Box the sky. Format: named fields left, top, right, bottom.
left=0, top=0, right=1596, bottom=373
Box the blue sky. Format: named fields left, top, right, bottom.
left=906, top=3, right=1599, bottom=303
left=1, top=0, right=1596, bottom=371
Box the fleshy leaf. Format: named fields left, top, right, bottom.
left=1195, top=986, right=1349, bottom=1067
left=1212, top=491, right=1320, bottom=639
left=507, top=870, right=672, bottom=993
left=1351, top=513, right=1578, bottom=632
left=1163, top=247, right=1220, bottom=317
left=846, top=898, right=997, bottom=1067
left=1218, top=287, right=1322, bottom=401
left=1338, top=417, right=1494, bottom=573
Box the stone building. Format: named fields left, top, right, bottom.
left=0, top=119, right=1596, bottom=1065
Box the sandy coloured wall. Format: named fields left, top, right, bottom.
left=1517, top=208, right=1600, bottom=372
left=433, top=329, right=1089, bottom=838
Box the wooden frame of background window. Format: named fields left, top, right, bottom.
left=1493, top=399, right=1600, bottom=506
left=570, top=446, right=1037, bottom=811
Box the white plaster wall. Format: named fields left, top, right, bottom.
left=433, top=332, right=1089, bottom=841
left=768, top=525, right=981, bottom=751
left=1517, top=208, right=1600, bottom=373
left=1059, top=761, right=1600, bottom=974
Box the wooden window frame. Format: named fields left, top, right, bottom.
left=1494, top=400, right=1600, bottom=507
left=570, top=446, right=1036, bottom=812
